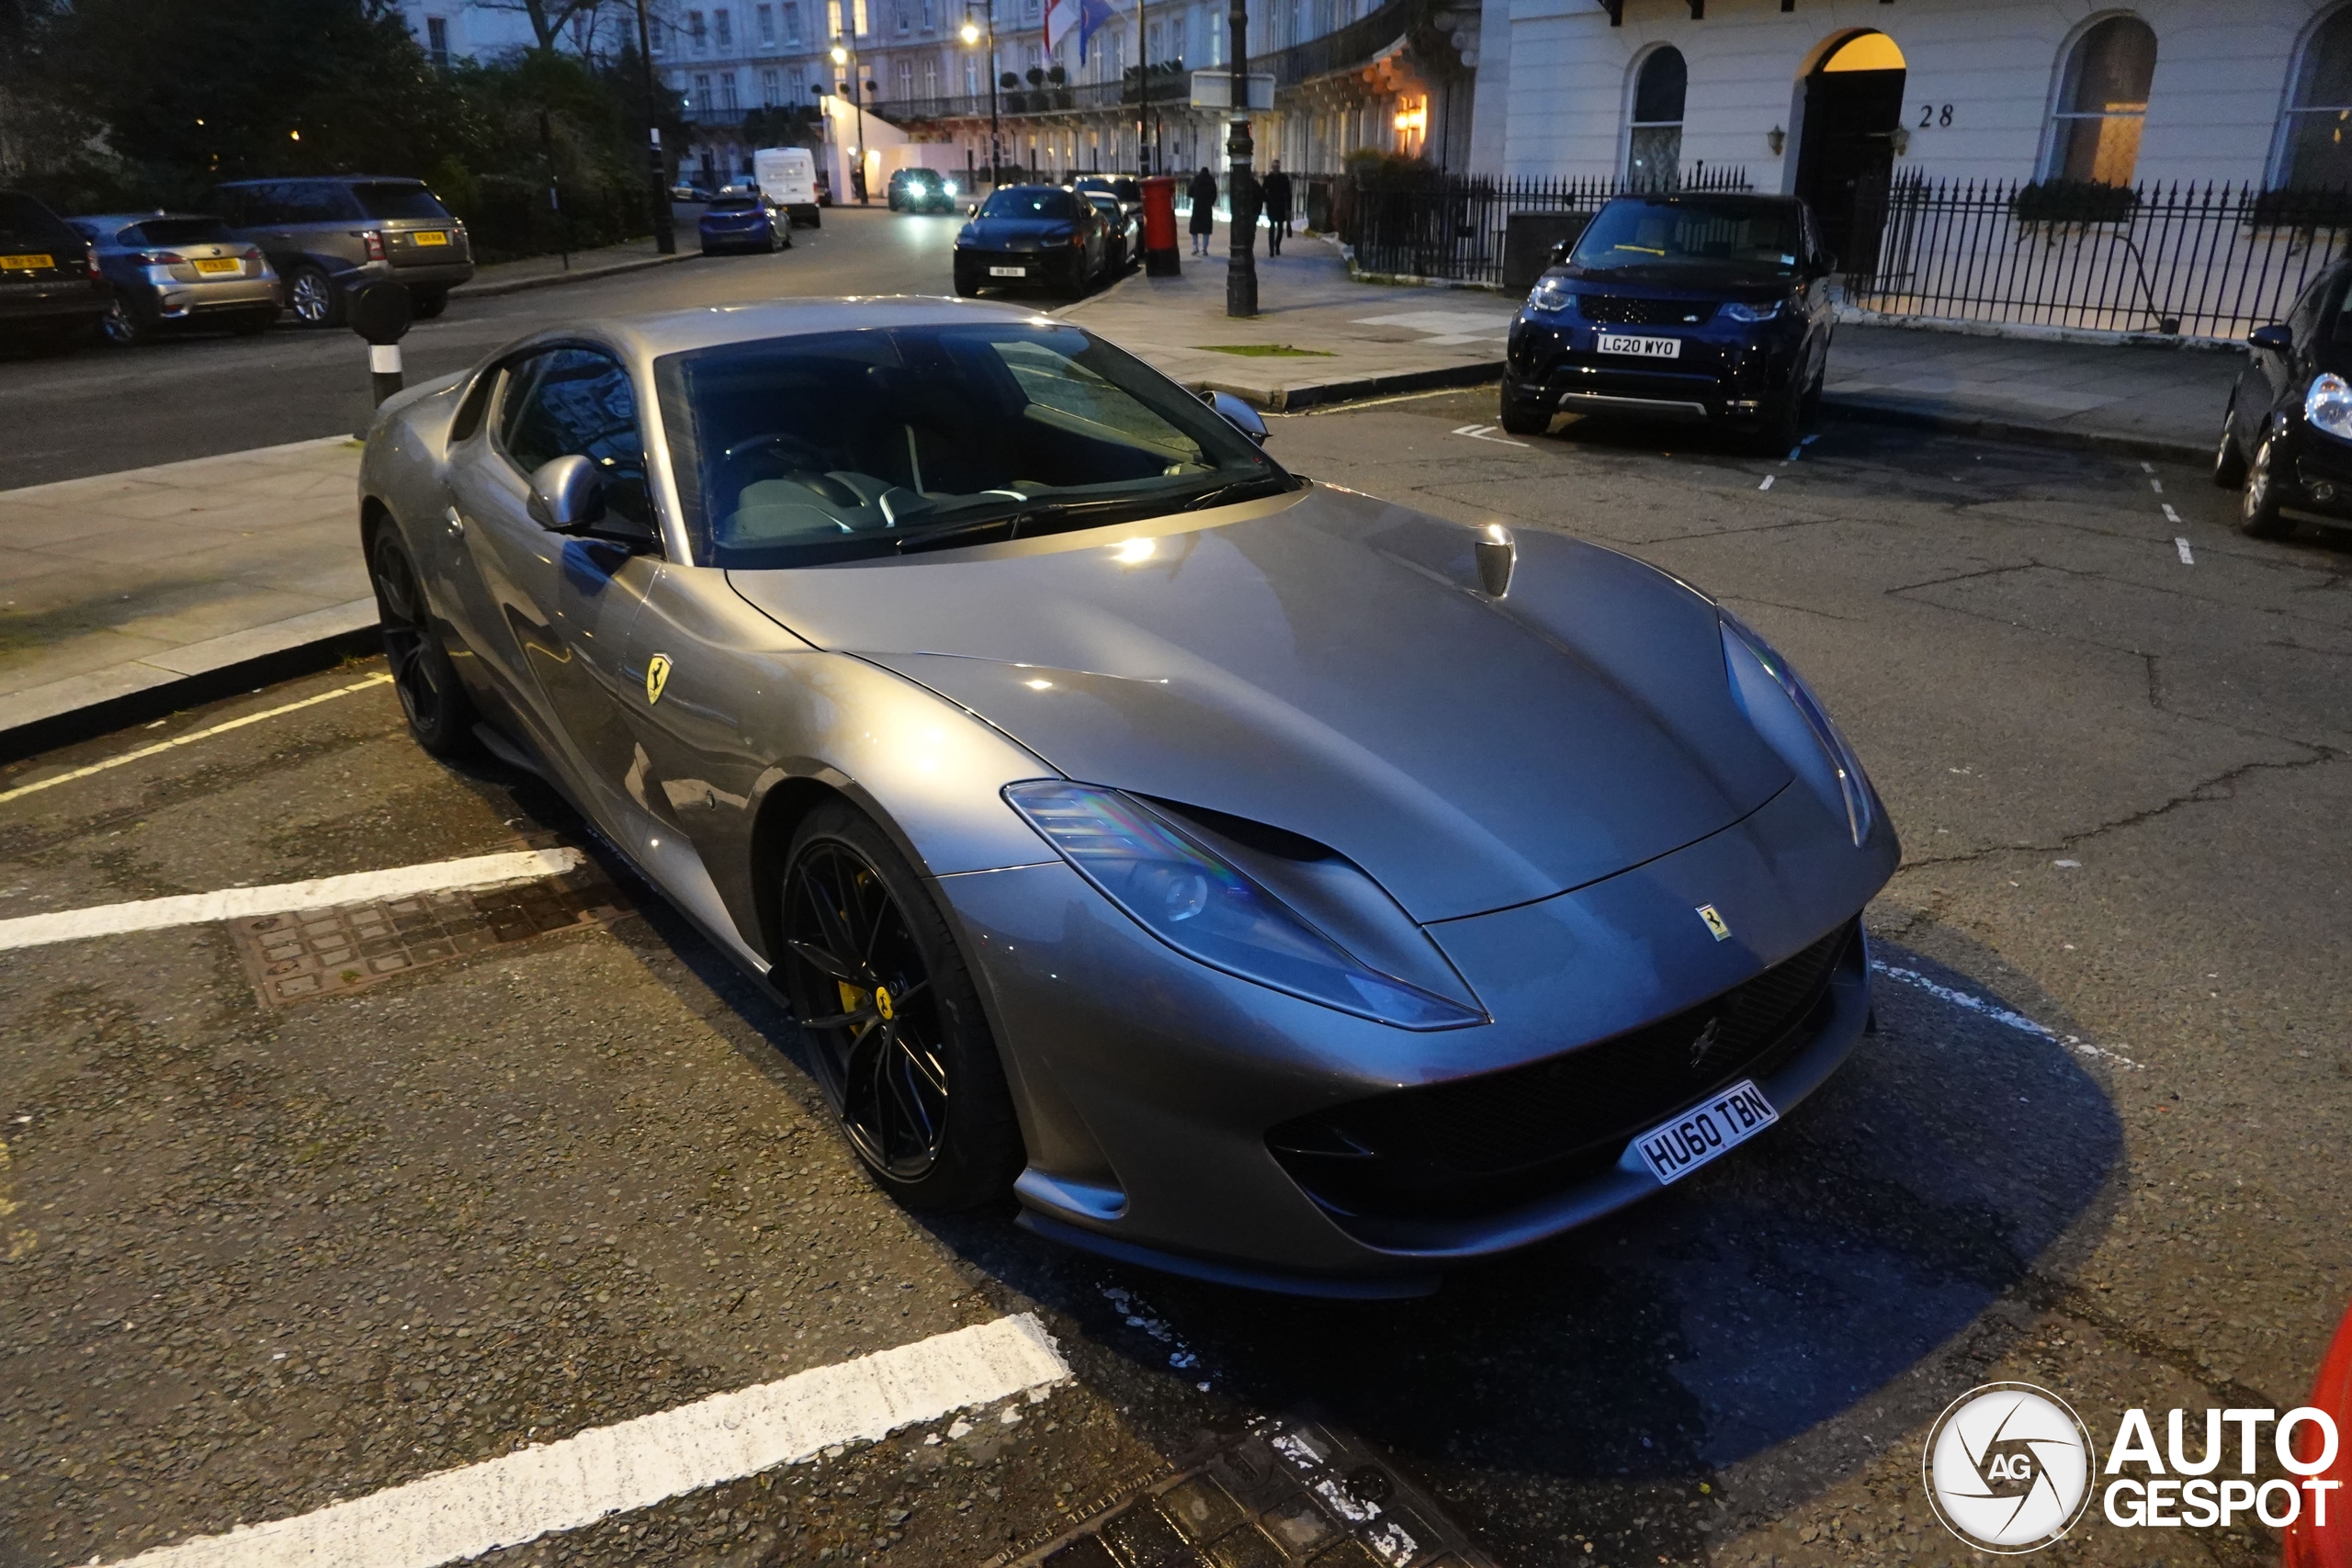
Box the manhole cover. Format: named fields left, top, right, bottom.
left=227, top=854, right=628, bottom=1007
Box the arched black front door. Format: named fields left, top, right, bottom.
left=1793, top=32, right=1906, bottom=273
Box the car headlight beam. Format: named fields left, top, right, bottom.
left=2307, top=372, right=2352, bottom=441
left=1003, top=781, right=1484, bottom=1031
left=1719, top=614, right=1873, bottom=847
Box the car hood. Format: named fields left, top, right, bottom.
left=725, top=486, right=1792, bottom=921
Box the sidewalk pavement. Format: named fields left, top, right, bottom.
left=0, top=247, right=2248, bottom=753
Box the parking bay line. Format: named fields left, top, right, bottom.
left=0, top=672, right=394, bottom=807
left=0, top=848, right=586, bottom=952
left=106, top=1314, right=1071, bottom=1568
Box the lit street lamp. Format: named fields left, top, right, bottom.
left=959, top=9, right=1002, bottom=188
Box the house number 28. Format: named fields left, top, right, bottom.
left=1917, top=103, right=1954, bottom=128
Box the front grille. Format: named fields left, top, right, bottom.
left=1268, top=920, right=1856, bottom=1223
left=1579, top=294, right=1717, bottom=326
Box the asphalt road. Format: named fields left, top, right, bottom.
left=1, top=402, right=2346, bottom=1568
left=0, top=207, right=970, bottom=490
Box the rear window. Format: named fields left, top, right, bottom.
left=707, top=196, right=760, bottom=211
left=351, top=182, right=452, bottom=222
left=0, top=193, right=77, bottom=247
left=131, top=217, right=236, bottom=246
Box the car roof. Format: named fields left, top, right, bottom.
left=1602, top=191, right=1800, bottom=209
left=77, top=211, right=220, bottom=227
left=217, top=175, right=425, bottom=187
left=540, top=297, right=1062, bottom=364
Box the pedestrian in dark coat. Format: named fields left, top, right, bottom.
left=1262, top=161, right=1293, bottom=255
left=1188, top=167, right=1218, bottom=254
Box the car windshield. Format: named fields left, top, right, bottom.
left=981, top=187, right=1080, bottom=220
left=1086, top=194, right=1119, bottom=213
left=352, top=182, right=453, bottom=222
left=1570, top=199, right=1804, bottom=275
left=132, top=217, right=235, bottom=245
left=1111, top=180, right=1141, bottom=202
left=658, top=322, right=1294, bottom=569
left=0, top=193, right=76, bottom=247
left=707, top=196, right=761, bottom=211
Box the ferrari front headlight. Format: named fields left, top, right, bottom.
left=1719, top=613, right=1874, bottom=847
left=1003, top=781, right=1483, bottom=1030
left=2307, top=372, right=2352, bottom=441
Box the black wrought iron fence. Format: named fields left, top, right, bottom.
left=1348, top=165, right=1753, bottom=287
left=1846, top=173, right=2352, bottom=340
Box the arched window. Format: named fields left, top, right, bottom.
left=2047, top=17, right=2158, bottom=186
left=2279, top=9, right=2352, bottom=189
left=1627, top=47, right=1687, bottom=189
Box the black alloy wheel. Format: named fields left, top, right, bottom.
left=368, top=527, right=476, bottom=755
left=2238, top=432, right=2293, bottom=539
left=777, top=805, right=1021, bottom=1208
left=2212, top=401, right=2247, bottom=488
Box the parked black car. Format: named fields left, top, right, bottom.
left=952, top=185, right=1109, bottom=299
left=69, top=212, right=281, bottom=344
left=1500, top=193, right=1836, bottom=450
left=697, top=187, right=789, bottom=254
left=2215, top=258, right=2352, bottom=539
left=0, top=192, right=107, bottom=355
left=215, top=176, right=474, bottom=328
left=1081, top=189, right=1136, bottom=275
left=1072, top=175, right=1144, bottom=223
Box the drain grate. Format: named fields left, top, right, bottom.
left=995, top=1412, right=1497, bottom=1568
left=226, top=860, right=628, bottom=1008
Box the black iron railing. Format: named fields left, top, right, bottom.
left=1846, top=173, right=2352, bottom=340
left=1348, top=165, right=1754, bottom=287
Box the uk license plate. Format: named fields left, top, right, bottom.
left=1598, top=333, right=1680, bottom=358
left=989, top=265, right=1027, bottom=277
left=1632, top=1079, right=1778, bottom=1185
left=193, top=257, right=240, bottom=276
left=413, top=231, right=450, bottom=246
left=0, top=254, right=52, bottom=271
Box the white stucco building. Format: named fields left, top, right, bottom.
left=1468, top=0, right=2352, bottom=197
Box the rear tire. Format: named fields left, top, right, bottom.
left=2237, top=432, right=2294, bottom=539
left=287, top=264, right=344, bottom=328
left=409, top=288, right=448, bottom=320
left=368, top=525, right=477, bottom=757
left=2212, top=401, right=2247, bottom=488
left=776, top=802, right=1023, bottom=1211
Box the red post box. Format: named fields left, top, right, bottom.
left=1140, top=175, right=1181, bottom=276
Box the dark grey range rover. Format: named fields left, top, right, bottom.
left=215, top=175, right=475, bottom=327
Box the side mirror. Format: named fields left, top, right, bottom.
left=1548, top=240, right=1572, bottom=265
left=1205, top=389, right=1269, bottom=444
left=526, top=454, right=606, bottom=533
left=2248, top=322, right=2293, bottom=352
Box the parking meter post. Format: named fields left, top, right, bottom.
left=370, top=344, right=404, bottom=406
left=346, top=281, right=414, bottom=434
left=1141, top=175, right=1181, bottom=276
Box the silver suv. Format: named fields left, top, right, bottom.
left=216, top=176, right=474, bottom=327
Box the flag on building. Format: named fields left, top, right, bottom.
left=1044, top=0, right=1118, bottom=63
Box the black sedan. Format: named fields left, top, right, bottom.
left=953, top=186, right=1108, bottom=299
left=0, top=191, right=106, bottom=355
left=1501, top=193, right=1836, bottom=452
left=888, top=168, right=962, bottom=213
left=2216, top=259, right=2352, bottom=538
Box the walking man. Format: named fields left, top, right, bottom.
left=1187, top=165, right=1219, bottom=256
left=1263, top=160, right=1293, bottom=256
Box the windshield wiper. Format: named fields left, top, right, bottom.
left=1181, top=473, right=1297, bottom=512
left=888, top=495, right=1152, bottom=557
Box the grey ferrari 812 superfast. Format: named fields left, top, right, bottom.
left=357, top=298, right=1898, bottom=1296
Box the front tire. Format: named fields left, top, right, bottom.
left=1498, top=393, right=1550, bottom=436
left=101, top=292, right=152, bottom=347
left=2238, top=432, right=2293, bottom=539
left=368, top=526, right=477, bottom=756
left=776, top=804, right=1023, bottom=1210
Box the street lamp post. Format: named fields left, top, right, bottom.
left=1226, top=0, right=1256, bottom=316
left=631, top=0, right=677, bottom=254
left=831, top=43, right=870, bottom=203
left=960, top=8, right=1001, bottom=187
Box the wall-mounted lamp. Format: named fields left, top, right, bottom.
left=1767, top=125, right=1785, bottom=155
left=1891, top=126, right=1911, bottom=156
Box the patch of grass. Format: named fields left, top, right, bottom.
left=1194, top=344, right=1337, bottom=357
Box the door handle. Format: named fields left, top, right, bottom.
left=444, top=505, right=466, bottom=538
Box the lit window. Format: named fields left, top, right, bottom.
left=2047, top=17, right=2158, bottom=186
left=2279, top=8, right=2352, bottom=189
left=1626, top=46, right=1685, bottom=189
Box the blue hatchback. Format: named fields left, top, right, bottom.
left=1500, top=193, right=1834, bottom=452
left=697, top=188, right=789, bottom=255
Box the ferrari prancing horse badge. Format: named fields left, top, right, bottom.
left=645, top=654, right=673, bottom=705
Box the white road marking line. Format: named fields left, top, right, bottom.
left=1871, top=960, right=2143, bottom=1069
left=2161, top=503, right=2181, bottom=524
left=1449, top=423, right=1530, bottom=448
left=107, top=1314, right=1070, bottom=1568
left=2140, top=461, right=2155, bottom=473
left=2177, top=536, right=2195, bottom=565
left=0, top=849, right=585, bottom=952
left=1786, top=446, right=1801, bottom=461
left=1758, top=475, right=1775, bottom=490
left=2150, top=478, right=2165, bottom=493
left=0, top=673, right=393, bottom=807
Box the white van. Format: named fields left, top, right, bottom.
left=752, top=148, right=821, bottom=229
